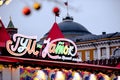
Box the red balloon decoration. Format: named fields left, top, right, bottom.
left=22, top=7, right=31, bottom=15
left=52, top=7, right=60, bottom=16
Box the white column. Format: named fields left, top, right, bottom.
left=97, top=47, right=101, bottom=60
left=3, top=68, right=11, bottom=80
left=106, top=46, right=110, bottom=59
left=12, top=68, right=20, bottom=80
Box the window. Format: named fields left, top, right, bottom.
left=93, top=49, right=97, bottom=60
left=85, top=51, right=90, bottom=61
left=113, top=48, right=120, bottom=58
left=101, top=48, right=106, bottom=59
left=77, top=52, right=82, bottom=61
left=77, top=52, right=82, bottom=58
left=111, top=47, right=116, bottom=56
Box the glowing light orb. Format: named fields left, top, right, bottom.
left=33, top=2, right=41, bottom=10
left=22, top=7, right=31, bottom=15
left=73, top=72, right=82, bottom=80
left=55, top=71, right=65, bottom=80
left=34, top=70, right=47, bottom=80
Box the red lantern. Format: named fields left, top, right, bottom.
left=22, top=7, right=31, bottom=15
left=52, top=7, right=60, bottom=16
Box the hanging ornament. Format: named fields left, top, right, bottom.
left=22, top=6, right=31, bottom=15
left=52, top=7, right=60, bottom=16
left=33, top=2, right=41, bottom=10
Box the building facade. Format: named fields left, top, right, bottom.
left=42, top=16, right=120, bottom=66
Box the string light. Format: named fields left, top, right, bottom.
left=0, top=1, right=3, bottom=6
left=0, top=0, right=12, bottom=6
left=5, top=0, right=12, bottom=5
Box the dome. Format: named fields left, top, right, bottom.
left=43, top=16, right=92, bottom=40
left=58, top=16, right=91, bottom=36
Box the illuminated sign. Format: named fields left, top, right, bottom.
left=6, top=34, right=81, bottom=62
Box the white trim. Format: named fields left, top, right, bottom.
left=93, top=49, right=97, bottom=60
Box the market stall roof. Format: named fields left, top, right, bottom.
left=46, top=22, right=64, bottom=41
left=0, top=56, right=19, bottom=63
left=0, top=42, right=5, bottom=47
left=116, top=63, right=120, bottom=68
left=0, top=18, right=10, bottom=47
left=0, top=56, right=120, bottom=71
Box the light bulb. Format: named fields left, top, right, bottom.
left=5, top=0, right=12, bottom=5
left=0, top=1, right=3, bottom=5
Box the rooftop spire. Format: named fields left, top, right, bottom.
left=64, top=0, right=69, bottom=16
left=63, top=0, right=74, bottom=22
left=62, top=15, right=73, bottom=22
left=47, top=22, right=64, bottom=41
left=0, top=18, right=10, bottom=47
left=7, top=16, right=15, bottom=28
left=9, top=16, right=12, bottom=21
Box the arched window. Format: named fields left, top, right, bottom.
left=85, top=50, right=90, bottom=61
left=77, top=52, right=82, bottom=61
left=101, top=47, right=106, bottom=59
left=113, top=48, right=120, bottom=58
